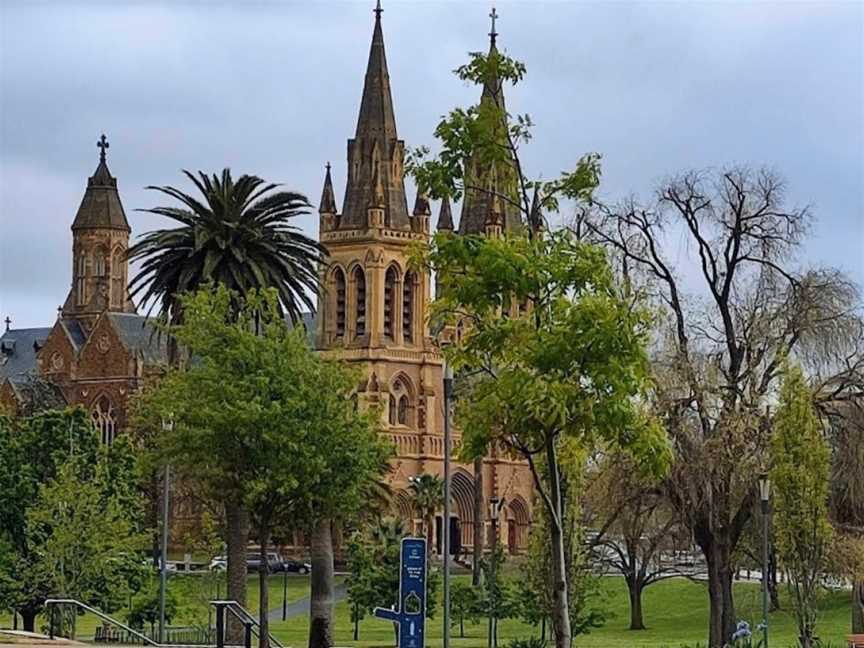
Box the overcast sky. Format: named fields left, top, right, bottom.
left=1, top=0, right=862, bottom=328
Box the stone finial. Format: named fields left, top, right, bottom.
left=436, top=196, right=454, bottom=232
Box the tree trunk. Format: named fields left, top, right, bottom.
left=545, top=438, right=571, bottom=648
left=225, top=500, right=250, bottom=644
left=853, top=578, right=864, bottom=633
left=20, top=608, right=37, bottom=633
left=259, top=530, right=271, bottom=648
left=308, top=519, right=335, bottom=648
left=473, top=456, right=485, bottom=586
left=702, top=536, right=736, bottom=648
left=768, top=547, right=780, bottom=612
left=627, top=578, right=646, bottom=631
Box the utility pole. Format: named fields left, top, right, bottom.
left=159, top=416, right=174, bottom=644
left=759, top=473, right=771, bottom=648
left=442, top=361, right=453, bottom=648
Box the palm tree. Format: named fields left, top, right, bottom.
left=128, top=169, right=324, bottom=326
left=408, top=474, right=444, bottom=556
left=127, top=169, right=325, bottom=640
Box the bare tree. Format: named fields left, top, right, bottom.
left=581, top=166, right=862, bottom=647
left=585, top=453, right=687, bottom=631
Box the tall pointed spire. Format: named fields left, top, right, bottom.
left=319, top=162, right=337, bottom=214
left=436, top=196, right=454, bottom=232
left=355, top=0, right=397, bottom=140
left=340, top=2, right=410, bottom=230
left=458, top=13, right=522, bottom=235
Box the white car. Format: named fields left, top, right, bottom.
left=209, top=556, right=227, bottom=572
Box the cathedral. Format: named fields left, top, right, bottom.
left=0, top=5, right=533, bottom=555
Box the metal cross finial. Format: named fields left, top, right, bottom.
left=326, top=161, right=331, bottom=172
left=97, top=134, right=109, bottom=162
left=374, top=0, right=382, bottom=19
left=489, top=6, right=498, bottom=44
left=4, top=316, right=10, bottom=332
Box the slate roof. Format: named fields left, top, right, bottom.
left=5, top=374, right=67, bottom=414
left=0, top=327, right=51, bottom=381
left=105, top=313, right=169, bottom=364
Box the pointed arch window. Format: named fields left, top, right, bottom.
left=384, top=266, right=398, bottom=339
left=91, top=396, right=117, bottom=446
left=111, top=248, right=124, bottom=308
left=389, top=377, right=413, bottom=427
left=402, top=272, right=415, bottom=344
left=76, top=254, right=88, bottom=305
left=94, top=248, right=107, bottom=277
left=333, top=267, right=346, bottom=338
left=353, top=266, right=366, bottom=338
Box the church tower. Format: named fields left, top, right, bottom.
left=316, top=2, right=444, bottom=484
left=62, top=135, right=135, bottom=330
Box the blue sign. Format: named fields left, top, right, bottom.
left=373, top=537, right=427, bottom=648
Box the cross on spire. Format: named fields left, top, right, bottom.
left=97, top=134, right=109, bottom=162
left=374, top=0, right=382, bottom=19
left=4, top=316, right=10, bottom=332
left=489, top=6, right=498, bottom=45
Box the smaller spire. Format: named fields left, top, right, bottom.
left=412, top=191, right=431, bottom=217
left=436, top=196, right=454, bottom=231
left=319, top=162, right=337, bottom=214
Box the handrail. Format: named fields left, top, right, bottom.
left=45, top=598, right=161, bottom=646
left=44, top=597, right=283, bottom=648
left=210, top=600, right=284, bottom=648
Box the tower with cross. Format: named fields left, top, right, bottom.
left=62, top=134, right=135, bottom=328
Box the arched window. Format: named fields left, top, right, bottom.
left=353, top=266, right=366, bottom=338
left=91, top=396, right=116, bottom=445
left=76, top=253, right=87, bottom=305
left=389, top=376, right=412, bottom=427
left=403, top=272, right=415, bottom=344
left=111, top=248, right=124, bottom=308
left=94, top=248, right=107, bottom=277
left=384, top=266, right=398, bottom=339
left=389, top=393, right=397, bottom=426
left=398, top=395, right=409, bottom=425
left=333, top=267, right=346, bottom=338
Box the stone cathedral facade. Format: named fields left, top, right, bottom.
left=0, top=6, right=533, bottom=554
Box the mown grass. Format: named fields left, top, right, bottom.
left=1, top=575, right=851, bottom=647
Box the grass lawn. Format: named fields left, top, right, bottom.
left=1, top=575, right=851, bottom=647
left=267, top=576, right=850, bottom=648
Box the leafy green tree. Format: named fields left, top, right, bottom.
left=134, top=286, right=390, bottom=648
left=127, top=578, right=179, bottom=636
left=408, top=474, right=444, bottom=553
left=127, top=169, right=325, bottom=628
left=450, top=581, right=482, bottom=638
left=771, top=365, right=833, bottom=648
left=478, top=544, right=517, bottom=648
left=414, top=229, right=669, bottom=648
left=0, top=409, right=140, bottom=631
left=344, top=516, right=440, bottom=645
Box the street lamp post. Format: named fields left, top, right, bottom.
left=282, top=568, right=288, bottom=621
left=759, top=473, right=771, bottom=648
left=159, top=416, right=174, bottom=644
left=442, top=360, right=453, bottom=648
left=487, top=496, right=505, bottom=648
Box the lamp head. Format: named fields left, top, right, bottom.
left=758, top=472, right=771, bottom=502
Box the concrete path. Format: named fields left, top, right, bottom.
left=0, top=630, right=88, bottom=648
left=267, top=583, right=348, bottom=621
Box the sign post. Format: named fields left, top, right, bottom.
left=373, top=537, right=427, bottom=648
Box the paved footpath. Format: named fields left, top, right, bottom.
left=0, top=630, right=88, bottom=648
left=267, top=582, right=348, bottom=622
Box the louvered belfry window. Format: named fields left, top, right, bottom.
left=354, top=266, right=366, bottom=338
left=384, top=266, right=397, bottom=339
left=334, top=267, right=346, bottom=338
left=402, top=272, right=414, bottom=343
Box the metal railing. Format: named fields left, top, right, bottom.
left=43, top=598, right=283, bottom=648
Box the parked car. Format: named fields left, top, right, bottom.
left=283, top=559, right=311, bottom=575
left=209, top=556, right=227, bottom=572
